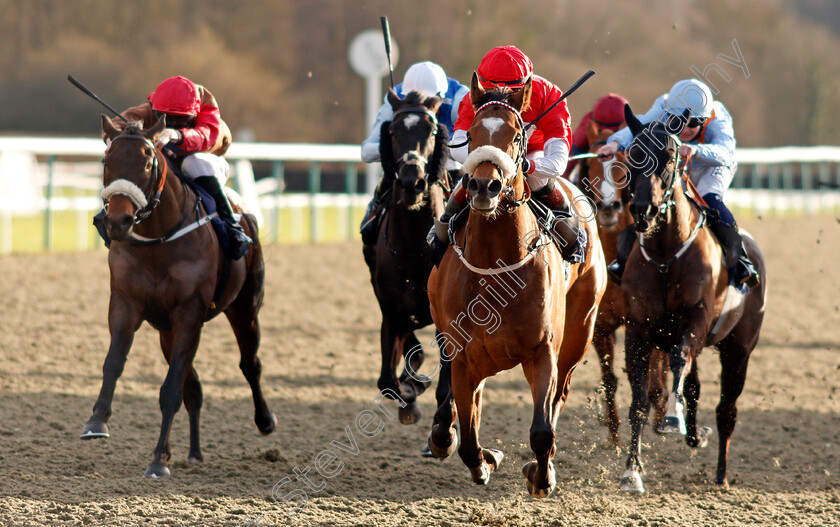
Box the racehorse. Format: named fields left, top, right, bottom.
left=618, top=105, right=766, bottom=492
left=577, top=121, right=668, bottom=446
left=362, top=89, right=451, bottom=426
left=426, top=74, right=607, bottom=497
left=80, top=115, right=276, bottom=478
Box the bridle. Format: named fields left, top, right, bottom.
left=389, top=105, right=440, bottom=184
left=468, top=99, right=530, bottom=212
left=630, top=128, right=683, bottom=224
left=103, top=133, right=168, bottom=224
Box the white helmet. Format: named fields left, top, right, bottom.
left=664, top=79, right=714, bottom=118
left=402, top=61, right=448, bottom=98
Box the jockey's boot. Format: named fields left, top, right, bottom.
left=707, top=214, right=760, bottom=288
left=606, top=226, right=638, bottom=285
left=195, top=176, right=252, bottom=260
left=531, top=179, right=581, bottom=261
left=360, top=179, right=387, bottom=246
left=426, top=181, right=468, bottom=267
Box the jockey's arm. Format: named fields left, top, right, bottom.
left=691, top=114, right=737, bottom=167
left=360, top=98, right=395, bottom=164
left=179, top=104, right=221, bottom=153
left=527, top=138, right=570, bottom=180
left=605, top=95, right=668, bottom=151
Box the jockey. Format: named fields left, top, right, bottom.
left=359, top=61, right=468, bottom=245
left=430, top=45, right=574, bottom=254
left=563, top=93, right=629, bottom=178
left=596, top=78, right=760, bottom=288
left=115, top=76, right=252, bottom=259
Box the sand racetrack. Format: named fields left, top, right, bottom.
left=0, top=216, right=838, bottom=526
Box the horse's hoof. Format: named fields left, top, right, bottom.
left=657, top=415, right=687, bottom=435
left=521, top=460, right=556, bottom=498
left=469, top=463, right=491, bottom=485
left=398, top=402, right=421, bottom=425
left=427, top=427, right=458, bottom=459
left=420, top=444, right=434, bottom=457
left=619, top=468, right=645, bottom=493
left=187, top=454, right=203, bottom=465
left=256, top=412, right=277, bottom=435
left=80, top=421, right=110, bottom=440
left=142, top=463, right=171, bottom=479
left=483, top=448, right=504, bottom=471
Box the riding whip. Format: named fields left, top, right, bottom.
left=380, top=16, right=395, bottom=89
left=67, top=75, right=128, bottom=123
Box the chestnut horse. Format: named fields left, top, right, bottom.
left=81, top=116, right=276, bottom=478
left=577, top=122, right=668, bottom=446
left=618, top=105, right=766, bottom=492
left=427, top=74, right=606, bottom=497
left=362, top=89, right=450, bottom=427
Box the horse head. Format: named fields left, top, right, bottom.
left=380, top=89, right=447, bottom=210
left=100, top=114, right=167, bottom=241
left=462, top=72, right=531, bottom=215
left=583, top=122, right=631, bottom=229
left=624, top=104, right=689, bottom=233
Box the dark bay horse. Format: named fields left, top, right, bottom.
left=362, top=89, right=450, bottom=426
left=618, top=105, right=766, bottom=492
left=81, top=115, right=276, bottom=478
left=427, top=74, right=607, bottom=497
left=577, top=122, right=668, bottom=446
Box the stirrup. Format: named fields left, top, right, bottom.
left=228, top=226, right=252, bottom=260
left=607, top=259, right=624, bottom=285
left=736, top=257, right=760, bottom=288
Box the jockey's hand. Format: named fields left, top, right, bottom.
left=596, top=141, right=620, bottom=160
left=522, top=158, right=536, bottom=174
left=155, top=128, right=182, bottom=148
left=679, top=144, right=695, bottom=160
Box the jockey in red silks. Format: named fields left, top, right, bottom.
left=112, top=76, right=251, bottom=259
left=430, top=45, right=576, bottom=252
left=563, top=93, right=629, bottom=178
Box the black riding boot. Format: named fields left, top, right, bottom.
left=606, top=226, right=637, bottom=285
left=360, top=179, right=389, bottom=246
left=195, top=176, right=252, bottom=260
left=531, top=179, right=582, bottom=261
left=706, top=213, right=760, bottom=288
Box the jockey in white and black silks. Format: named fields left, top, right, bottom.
left=597, top=78, right=760, bottom=288
left=358, top=61, right=468, bottom=245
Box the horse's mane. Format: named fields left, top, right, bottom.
left=401, top=89, right=436, bottom=107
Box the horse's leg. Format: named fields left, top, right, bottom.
left=592, top=323, right=621, bottom=447
left=713, top=339, right=751, bottom=485
left=521, top=350, right=559, bottom=498
left=225, top=308, right=276, bottom=435
left=376, top=316, right=401, bottom=398
left=452, top=360, right=502, bottom=486
left=620, top=323, right=653, bottom=493
left=648, top=351, right=669, bottom=434
left=683, top=360, right=712, bottom=449
left=428, top=331, right=457, bottom=459
left=159, top=330, right=204, bottom=463
left=143, top=310, right=203, bottom=478
left=660, top=311, right=708, bottom=435
left=81, top=300, right=142, bottom=439
left=397, top=331, right=429, bottom=424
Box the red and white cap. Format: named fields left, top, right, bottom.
left=476, top=45, right=533, bottom=89
left=149, top=76, right=200, bottom=116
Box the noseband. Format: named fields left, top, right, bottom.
left=102, top=133, right=168, bottom=223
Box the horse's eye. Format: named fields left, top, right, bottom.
left=514, top=133, right=521, bottom=143
left=145, top=162, right=152, bottom=170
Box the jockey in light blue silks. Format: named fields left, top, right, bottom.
left=359, top=61, right=468, bottom=245
left=597, top=78, right=760, bottom=288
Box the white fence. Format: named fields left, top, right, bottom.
left=0, top=137, right=839, bottom=253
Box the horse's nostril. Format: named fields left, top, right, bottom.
left=487, top=180, right=502, bottom=197
left=120, top=216, right=133, bottom=230
left=467, top=179, right=480, bottom=194
left=414, top=179, right=427, bottom=192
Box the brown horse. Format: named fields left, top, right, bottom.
left=426, top=74, right=607, bottom=497
left=618, top=105, right=766, bottom=492
left=577, top=122, right=668, bottom=446
left=80, top=115, right=276, bottom=478
left=362, top=89, right=450, bottom=426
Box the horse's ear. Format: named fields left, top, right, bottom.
left=624, top=104, right=644, bottom=137
left=387, top=88, right=401, bottom=109
left=512, top=77, right=532, bottom=113
left=585, top=117, right=599, bottom=144
left=425, top=94, right=443, bottom=114
left=469, top=71, right=485, bottom=107
left=145, top=114, right=166, bottom=141
left=101, top=114, right=120, bottom=140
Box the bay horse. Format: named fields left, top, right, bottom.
left=577, top=121, right=668, bottom=447
left=618, top=105, right=766, bottom=492
left=81, top=115, right=276, bottom=478
left=362, top=89, right=451, bottom=427
left=426, top=74, right=607, bottom=497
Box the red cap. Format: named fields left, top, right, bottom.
left=149, top=76, right=200, bottom=116
left=477, top=45, right=533, bottom=89
left=591, top=93, right=629, bottom=128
